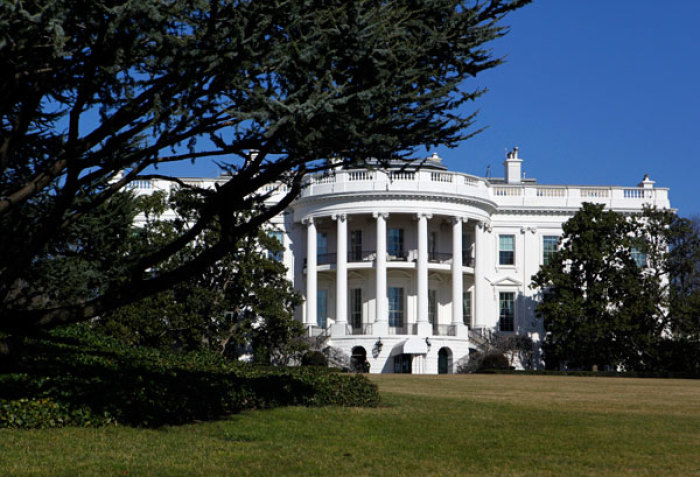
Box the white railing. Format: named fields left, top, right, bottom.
left=623, top=188, right=648, bottom=199
left=493, top=187, right=522, bottom=196
left=348, top=170, right=375, bottom=181
left=580, top=188, right=609, bottom=198
left=536, top=187, right=566, bottom=197
left=297, top=169, right=669, bottom=209
left=126, top=179, right=153, bottom=190
left=388, top=171, right=416, bottom=181
left=430, top=172, right=453, bottom=183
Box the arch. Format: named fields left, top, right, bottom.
left=438, top=347, right=453, bottom=374
left=351, top=346, right=368, bottom=373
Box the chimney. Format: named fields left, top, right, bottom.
left=504, top=147, right=522, bottom=184
left=638, top=173, right=655, bottom=189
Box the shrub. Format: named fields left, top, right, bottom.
left=301, top=351, right=328, bottom=367
left=0, top=326, right=379, bottom=429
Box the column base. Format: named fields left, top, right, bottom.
left=416, top=321, right=432, bottom=336
left=330, top=322, right=347, bottom=336
left=452, top=323, right=468, bottom=337
left=372, top=321, right=389, bottom=336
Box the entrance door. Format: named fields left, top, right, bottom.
left=350, top=346, right=367, bottom=372
left=438, top=348, right=449, bottom=374
left=393, top=354, right=413, bottom=374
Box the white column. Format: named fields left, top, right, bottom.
left=473, top=221, right=486, bottom=329
left=452, top=217, right=468, bottom=336
left=416, top=213, right=432, bottom=335
left=332, top=213, right=348, bottom=336
left=305, top=217, right=317, bottom=328
left=373, top=212, right=388, bottom=336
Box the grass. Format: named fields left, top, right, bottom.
left=1, top=374, right=699, bottom=476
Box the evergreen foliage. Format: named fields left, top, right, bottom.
left=0, top=0, right=529, bottom=334
left=0, top=326, right=380, bottom=429
left=532, top=204, right=700, bottom=373
left=94, top=190, right=306, bottom=364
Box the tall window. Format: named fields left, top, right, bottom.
left=388, top=228, right=404, bottom=258
left=428, top=231, right=436, bottom=259
left=350, top=288, right=362, bottom=329
left=428, top=289, right=437, bottom=330
left=350, top=230, right=362, bottom=261
left=462, top=292, right=472, bottom=326
left=388, top=287, right=404, bottom=327
left=542, top=235, right=558, bottom=265
left=317, top=290, right=328, bottom=328
left=631, top=246, right=647, bottom=268
left=499, top=235, right=515, bottom=265
left=317, top=232, right=328, bottom=256
left=266, top=230, right=284, bottom=261
left=499, top=292, right=515, bottom=332
left=462, top=233, right=473, bottom=265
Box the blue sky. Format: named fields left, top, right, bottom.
left=436, top=0, right=700, bottom=217
left=166, top=1, right=699, bottom=217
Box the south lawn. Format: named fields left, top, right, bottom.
left=2, top=374, right=699, bottom=476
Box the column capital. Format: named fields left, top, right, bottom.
left=372, top=211, right=389, bottom=219
left=450, top=216, right=467, bottom=224
left=302, top=216, right=315, bottom=225
left=476, top=220, right=492, bottom=232
left=332, top=213, right=347, bottom=222
left=415, top=212, right=433, bottom=220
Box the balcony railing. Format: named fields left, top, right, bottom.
left=388, top=251, right=408, bottom=261
left=300, top=169, right=669, bottom=209
left=348, top=250, right=375, bottom=262
left=433, top=324, right=456, bottom=336
left=349, top=324, right=372, bottom=335
left=388, top=325, right=408, bottom=335
left=428, top=251, right=452, bottom=263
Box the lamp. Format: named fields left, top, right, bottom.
left=376, top=337, right=383, bottom=353
left=425, top=337, right=431, bottom=350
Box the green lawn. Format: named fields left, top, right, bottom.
left=1, top=374, right=699, bottom=476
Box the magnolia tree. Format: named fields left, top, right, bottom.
left=0, top=0, right=529, bottom=334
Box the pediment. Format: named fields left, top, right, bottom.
left=491, top=276, right=523, bottom=287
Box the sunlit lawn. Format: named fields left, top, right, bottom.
left=1, top=374, right=699, bottom=476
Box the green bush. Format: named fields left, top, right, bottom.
left=478, top=352, right=511, bottom=371
left=0, top=326, right=379, bottom=429
left=301, top=351, right=328, bottom=367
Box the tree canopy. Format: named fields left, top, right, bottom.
left=0, top=0, right=529, bottom=334
left=532, top=204, right=700, bottom=373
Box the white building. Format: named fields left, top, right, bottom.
left=130, top=148, right=670, bottom=374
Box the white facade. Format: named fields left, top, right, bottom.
left=130, top=148, right=670, bottom=374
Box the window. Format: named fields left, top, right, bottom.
left=631, top=246, right=647, bottom=268
left=350, top=230, right=362, bottom=261
left=499, top=235, right=515, bottom=265
left=428, top=289, right=437, bottom=330
left=388, top=228, right=404, bottom=258
left=388, top=287, right=404, bottom=327
left=462, top=292, right=472, bottom=326
left=317, top=290, right=328, bottom=328
left=428, top=231, right=436, bottom=260
left=266, top=230, right=284, bottom=261
left=542, top=235, right=558, bottom=265
left=499, top=292, right=515, bottom=332
left=350, top=288, right=362, bottom=329
left=462, top=233, right=473, bottom=265
left=317, top=232, right=328, bottom=256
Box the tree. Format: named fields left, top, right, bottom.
left=95, top=190, right=305, bottom=364
left=531, top=203, right=662, bottom=371
left=0, top=0, right=530, bottom=334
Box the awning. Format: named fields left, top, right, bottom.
left=391, top=337, right=428, bottom=356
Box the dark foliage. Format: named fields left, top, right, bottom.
left=0, top=326, right=379, bottom=429
left=0, top=0, right=529, bottom=334
left=301, top=351, right=329, bottom=367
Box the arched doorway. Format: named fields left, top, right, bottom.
left=438, top=347, right=452, bottom=374
left=351, top=346, right=367, bottom=372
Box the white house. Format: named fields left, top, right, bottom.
left=130, top=148, right=670, bottom=374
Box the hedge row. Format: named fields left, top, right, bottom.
left=0, top=326, right=379, bottom=429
